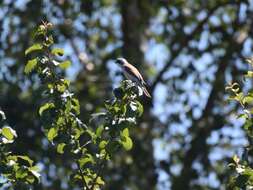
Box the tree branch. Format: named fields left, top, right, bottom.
left=150, top=2, right=236, bottom=92
left=171, top=10, right=246, bottom=189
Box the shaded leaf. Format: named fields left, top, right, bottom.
left=96, top=125, right=104, bottom=137
left=17, top=155, right=34, bottom=166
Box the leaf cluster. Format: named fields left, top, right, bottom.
left=24, top=22, right=144, bottom=189
left=226, top=58, right=253, bottom=189
left=0, top=110, right=40, bottom=189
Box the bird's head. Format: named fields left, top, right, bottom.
left=115, top=57, right=127, bottom=66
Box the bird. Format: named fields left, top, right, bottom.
left=115, top=58, right=151, bottom=98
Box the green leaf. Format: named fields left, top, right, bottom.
left=47, top=127, right=58, bottom=142
left=56, top=116, right=65, bottom=126
left=96, top=125, right=104, bottom=137
left=44, top=35, right=54, bottom=47
left=56, top=83, right=67, bottom=93
left=73, top=128, right=84, bottom=140
left=25, top=43, right=43, bottom=55
left=59, top=60, right=71, bottom=69
left=121, top=128, right=129, bottom=137
left=29, top=166, right=41, bottom=182
left=72, top=98, right=80, bottom=115
left=26, top=175, right=35, bottom=184
left=120, top=136, right=133, bottom=151
left=120, top=128, right=133, bottom=150
left=99, top=140, right=108, bottom=149
left=39, top=102, right=55, bottom=116
left=1, top=126, right=17, bottom=140
left=17, top=155, right=34, bottom=166
left=79, top=154, right=94, bottom=167
left=136, top=101, right=143, bottom=116
left=245, top=71, right=253, bottom=78
left=51, top=48, right=64, bottom=56
left=86, top=129, right=96, bottom=141
left=24, top=58, right=37, bottom=74
left=96, top=176, right=105, bottom=185
left=243, top=96, right=253, bottom=104
left=57, top=143, right=66, bottom=154
left=237, top=113, right=248, bottom=119
left=16, top=167, right=28, bottom=179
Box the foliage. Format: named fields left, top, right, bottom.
left=24, top=22, right=143, bottom=189
left=0, top=109, right=39, bottom=189
left=1, top=1, right=253, bottom=190
left=226, top=58, right=253, bottom=189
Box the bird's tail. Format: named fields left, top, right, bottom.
left=142, top=86, right=152, bottom=98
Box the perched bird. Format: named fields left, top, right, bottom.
left=115, top=58, right=151, bottom=98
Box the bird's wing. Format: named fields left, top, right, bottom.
left=123, top=64, right=146, bottom=84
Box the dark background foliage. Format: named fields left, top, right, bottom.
left=1, top=0, right=253, bottom=189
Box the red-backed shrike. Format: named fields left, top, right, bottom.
left=115, top=58, right=151, bottom=98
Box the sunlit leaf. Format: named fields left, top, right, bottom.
left=39, top=102, right=55, bottom=116
left=29, top=166, right=41, bottom=182
left=57, top=143, right=66, bottom=154
left=51, top=48, right=64, bottom=56
left=16, top=167, right=28, bottom=179
left=99, top=140, right=108, bottom=149
left=121, top=128, right=129, bottom=137
left=25, top=43, right=43, bottom=55
left=59, top=60, right=71, bottom=69
left=79, top=154, right=95, bottom=167
left=1, top=126, right=17, bottom=140
left=47, top=127, right=58, bottom=142
left=24, top=58, right=37, bottom=74
left=120, top=128, right=132, bottom=150
left=245, top=71, right=253, bottom=78
left=72, top=98, right=80, bottom=115
left=120, top=136, right=133, bottom=151
left=26, top=175, right=35, bottom=184
left=96, top=176, right=105, bottom=185
left=243, top=96, right=253, bottom=104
